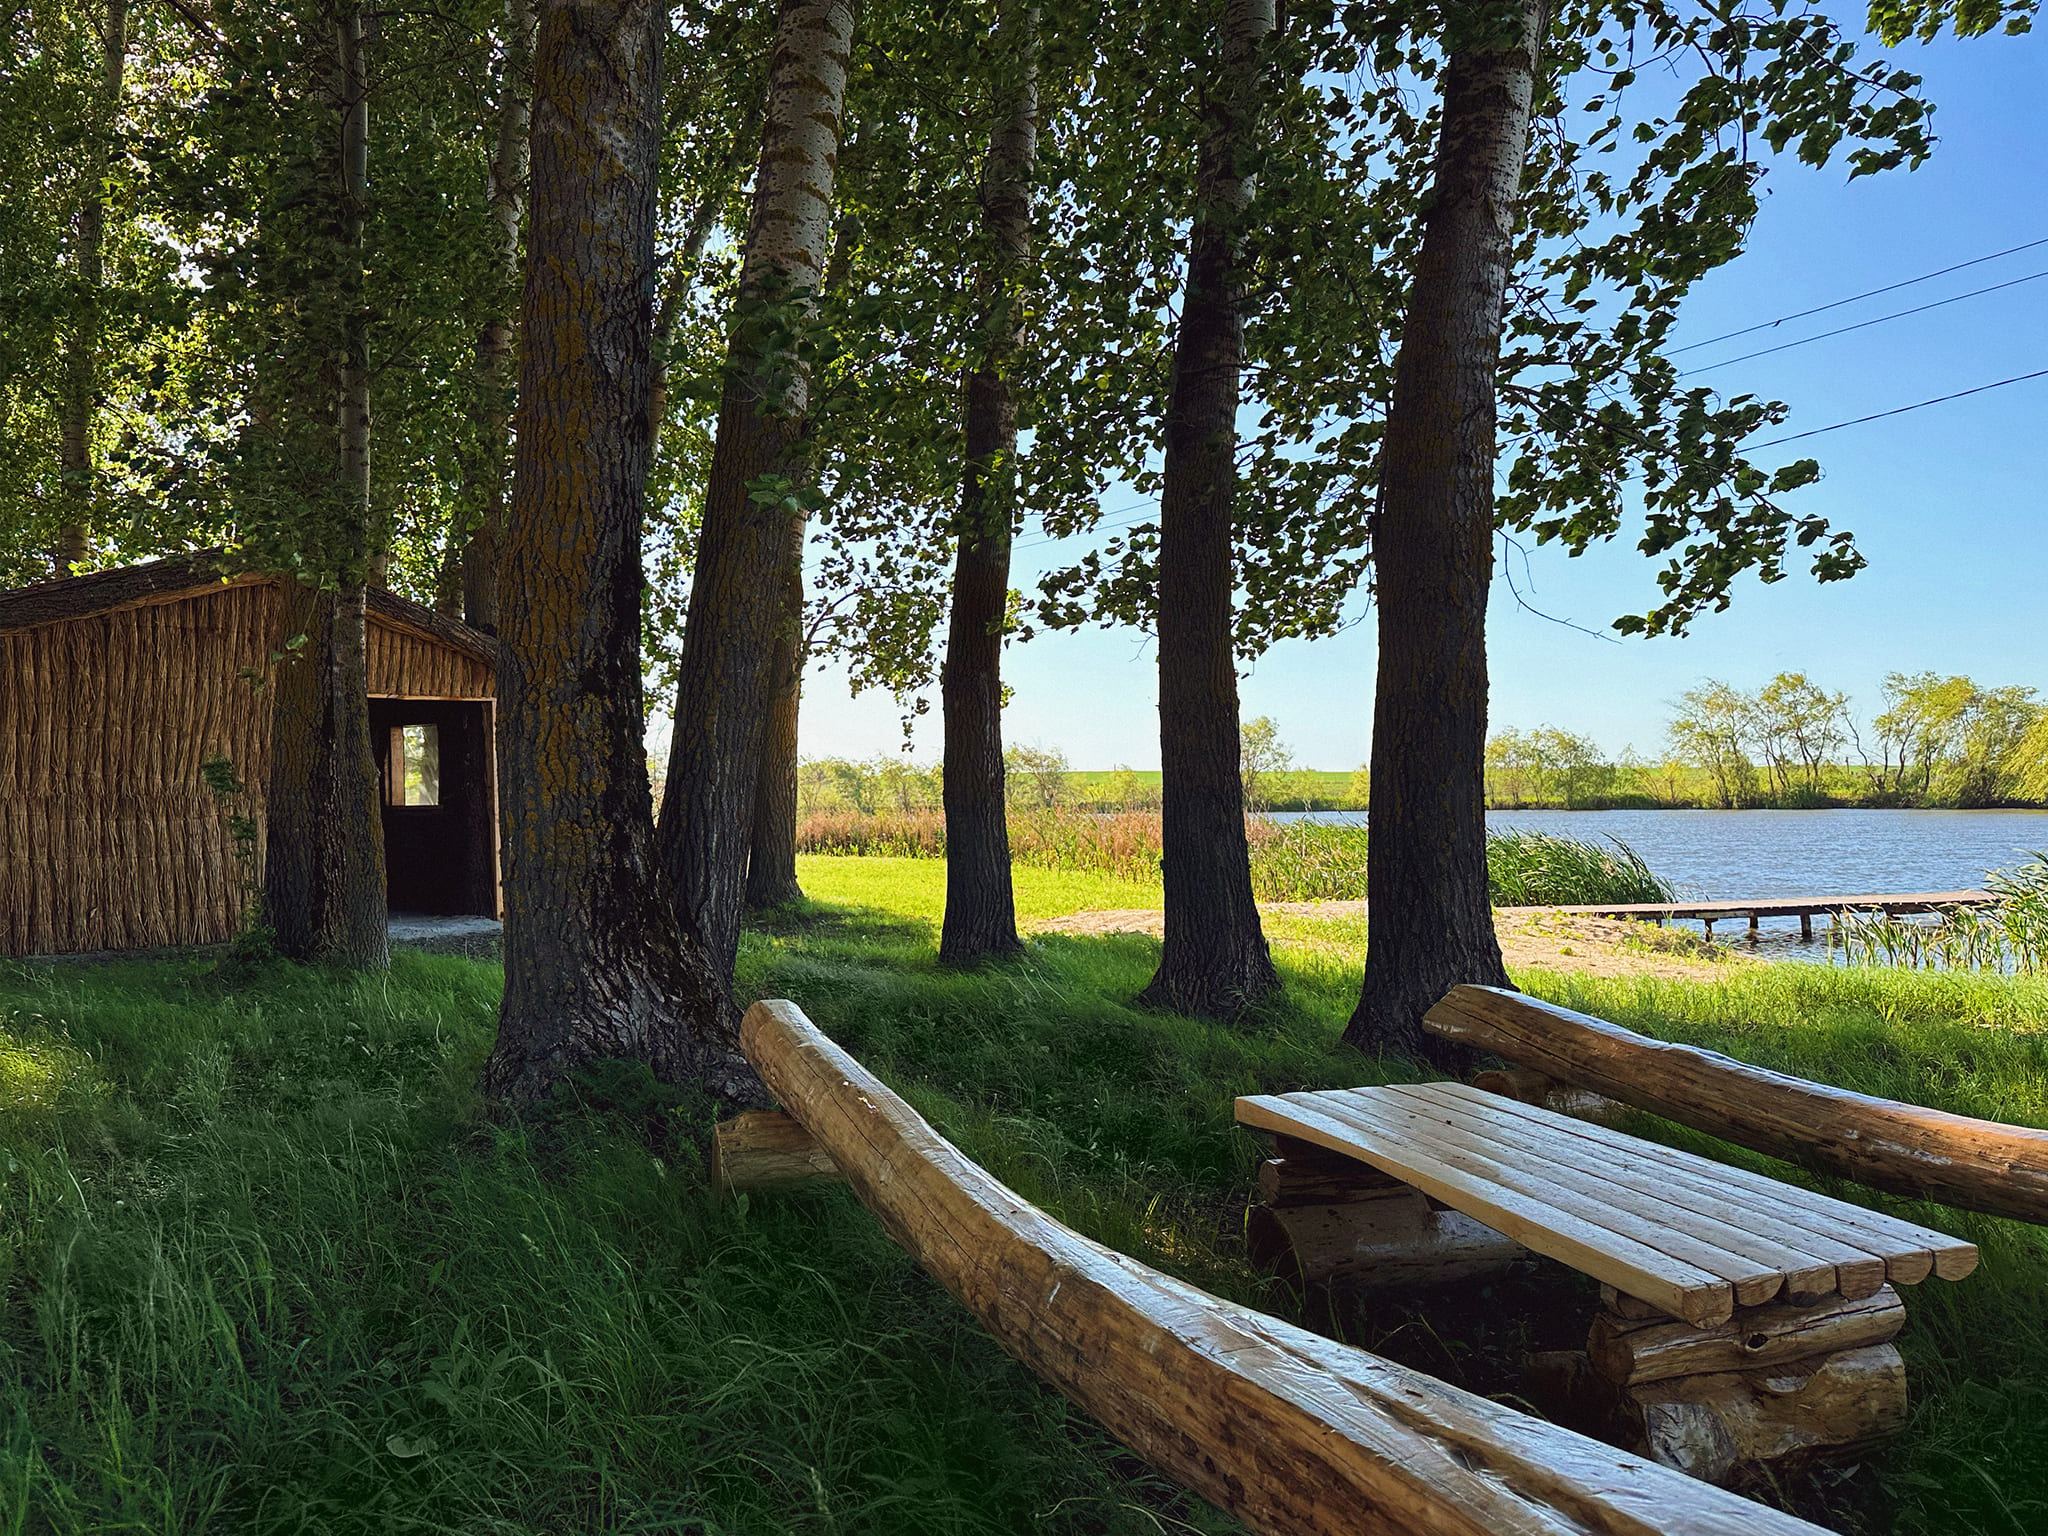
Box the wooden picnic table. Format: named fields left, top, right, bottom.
left=1236, top=1080, right=1980, bottom=1482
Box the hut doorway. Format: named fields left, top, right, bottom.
left=370, top=699, right=500, bottom=918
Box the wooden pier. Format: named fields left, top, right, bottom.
left=1506, top=890, right=1996, bottom=940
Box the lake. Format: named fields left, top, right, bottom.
left=1275, top=808, right=2048, bottom=955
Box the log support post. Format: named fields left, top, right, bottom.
left=1248, top=1134, right=1527, bottom=1287
left=1539, top=1285, right=1911, bottom=1485
left=1799, top=911, right=1813, bottom=942
left=712, top=1109, right=844, bottom=1195
left=1471, top=1066, right=1629, bottom=1127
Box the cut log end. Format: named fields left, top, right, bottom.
left=712, top=1108, right=844, bottom=1195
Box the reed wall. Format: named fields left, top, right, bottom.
left=2, top=579, right=494, bottom=956
left=1, top=583, right=279, bottom=954
left=368, top=618, right=493, bottom=699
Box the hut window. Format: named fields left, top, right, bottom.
left=389, top=724, right=441, bottom=807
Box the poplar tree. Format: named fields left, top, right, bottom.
left=658, top=0, right=856, bottom=983
left=939, top=0, right=1040, bottom=964
left=484, top=0, right=758, bottom=1105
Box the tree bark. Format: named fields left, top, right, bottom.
left=657, top=0, right=854, bottom=983
left=264, top=582, right=390, bottom=967
left=262, top=5, right=389, bottom=970
left=1139, top=0, right=1278, bottom=1018
left=1344, top=0, right=1545, bottom=1064
left=938, top=3, right=1037, bottom=966
left=743, top=512, right=806, bottom=908
left=51, top=0, right=127, bottom=579
left=484, top=0, right=761, bottom=1107
left=436, top=0, right=537, bottom=631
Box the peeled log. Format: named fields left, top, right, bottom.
left=1589, top=1289, right=1906, bottom=1386
left=713, top=1109, right=843, bottom=1195
left=739, top=999, right=1834, bottom=1536
left=1622, top=1344, right=1908, bottom=1485
left=1428, top=985, right=2048, bottom=1225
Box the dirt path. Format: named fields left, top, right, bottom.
left=1034, top=902, right=1752, bottom=982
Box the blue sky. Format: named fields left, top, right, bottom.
left=792, top=28, right=2048, bottom=771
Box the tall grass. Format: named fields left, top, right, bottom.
left=1841, top=854, right=2048, bottom=973
left=6, top=885, right=2048, bottom=1532
left=796, top=811, right=1676, bottom=907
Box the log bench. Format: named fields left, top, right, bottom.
left=1235, top=1081, right=1978, bottom=1483
left=731, top=999, right=1841, bottom=1536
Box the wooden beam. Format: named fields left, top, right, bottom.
left=740, top=999, right=1832, bottom=1536
left=712, top=1109, right=843, bottom=1195
left=1427, top=984, right=2035, bottom=1228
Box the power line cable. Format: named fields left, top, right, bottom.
left=1680, top=267, right=2048, bottom=377
left=1748, top=366, right=2048, bottom=449
left=1672, top=234, right=2048, bottom=356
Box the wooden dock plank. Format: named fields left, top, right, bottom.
left=1497, top=890, right=1993, bottom=923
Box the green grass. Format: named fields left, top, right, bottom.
left=5, top=858, right=2048, bottom=1533
left=795, top=852, right=1164, bottom=924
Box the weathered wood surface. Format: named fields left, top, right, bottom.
left=1429, top=983, right=2041, bottom=1227
left=1621, top=1344, right=1908, bottom=1484
left=712, top=1108, right=843, bottom=1194
left=1589, top=1289, right=1905, bottom=1385
left=1497, top=893, right=1993, bottom=923
left=741, top=999, right=1832, bottom=1536
left=1249, top=1195, right=1528, bottom=1287
left=1473, top=1067, right=1630, bottom=1126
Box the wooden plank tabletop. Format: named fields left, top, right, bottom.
left=1236, top=1082, right=1978, bottom=1327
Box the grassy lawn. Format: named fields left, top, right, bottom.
left=3, top=854, right=2046, bottom=1534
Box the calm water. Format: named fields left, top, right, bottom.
left=1274, top=808, right=2048, bottom=956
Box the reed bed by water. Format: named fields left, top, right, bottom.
left=1840, top=854, right=2048, bottom=974
left=794, top=811, right=1676, bottom=908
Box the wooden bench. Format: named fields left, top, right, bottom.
left=1236, top=1081, right=1978, bottom=1482
left=735, top=999, right=1839, bottom=1536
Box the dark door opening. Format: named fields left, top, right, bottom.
left=370, top=698, right=498, bottom=917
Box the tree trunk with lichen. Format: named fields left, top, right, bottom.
left=1344, top=0, right=1545, bottom=1067
left=658, top=0, right=854, bottom=982
left=939, top=2, right=1037, bottom=966
left=51, top=0, right=127, bottom=579
left=264, top=5, right=388, bottom=970
left=743, top=513, right=805, bottom=909
left=484, top=0, right=760, bottom=1107
left=436, top=0, right=536, bottom=630
left=265, top=580, right=388, bottom=966
left=1140, top=0, right=1278, bottom=1019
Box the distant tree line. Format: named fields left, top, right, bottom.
left=1493, top=672, right=2048, bottom=810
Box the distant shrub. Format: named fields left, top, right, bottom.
left=797, top=812, right=1674, bottom=909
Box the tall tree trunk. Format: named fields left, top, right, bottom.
left=743, top=514, right=805, bottom=908
left=438, top=0, right=537, bottom=630
left=263, top=5, right=389, bottom=969
left=938, top=3, right=1038, bottom=966
left=657, top=0, right=854, bottom=982
left=738, top=212, right=852, bottom=913
left=1343, top=0, right=1545, bottom=1065
left=265, top=581, right=389, bottom=965
left=51, top=0, right=127, bottom=579
left=484, top=0, right=760, bottom=1107
left=1139, top=0, right=1278, bottom=1018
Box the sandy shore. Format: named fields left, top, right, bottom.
left=1034, top=901, right=1752, bottom=982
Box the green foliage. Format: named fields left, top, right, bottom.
left=1482, top=827, right=1677, bottom=906
left=11, top=883, right=2048, bottom=1533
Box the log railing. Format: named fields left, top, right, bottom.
left=740, top=999, right=1831, bottom=1536
left=1426, top=984, right=2048, bottom=1225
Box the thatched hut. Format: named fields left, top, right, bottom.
left=0, top=551, right=501, bottom=956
